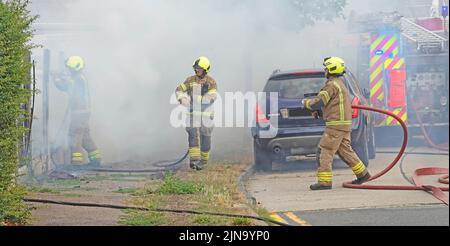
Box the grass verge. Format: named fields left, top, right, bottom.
left=120, top=162, right=268, bottom=226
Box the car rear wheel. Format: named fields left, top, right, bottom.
left=253, top=139, right=272, bottom=172
left=354, top=132, right=370, bottom=167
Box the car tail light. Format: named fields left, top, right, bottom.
left=352, top=96, right=360, bottom=119
left=256, top=104, right=270, bottom=124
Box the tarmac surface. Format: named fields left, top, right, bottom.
left=245, top=147, right=449, bottom=226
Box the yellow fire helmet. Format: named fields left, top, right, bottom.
left=66, top=56, right=85, bottom=72
left=193, top=56, right=211, bottom=73
left=323, top=57, right=346, bottom=75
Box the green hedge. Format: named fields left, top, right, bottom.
left=0, top=0, right=36, bottom=224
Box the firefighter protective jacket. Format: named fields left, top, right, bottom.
left=55, top=73, right=91, bottom=115
left=175, top=75, right=218, bottom=118
left=304, top=76, right=353, bottom=132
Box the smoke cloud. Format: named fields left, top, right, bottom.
left=29, top=0, right=448, bottom=167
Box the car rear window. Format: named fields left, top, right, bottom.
left=265, top=76, right=325, bottom=99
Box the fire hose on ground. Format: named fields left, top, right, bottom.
left=24, top=199, right=290, bottom=226
left=27, top=150, right=293, bottom=226
left=23, top=106, right=448, bottom=226
left=67, top=151, right=190, bottom=173
left=48, top=107, right=196, bottom=174
left=344, top=105, right=449, bottom=206
left=412, top=105, right=449, bottom=152
left=27, top=150, right=293, bottom=225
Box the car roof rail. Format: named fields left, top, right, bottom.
left=272, top=69, right=281, bottom=75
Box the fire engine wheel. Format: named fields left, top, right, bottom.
left=253, top=139, right=273, bottom=172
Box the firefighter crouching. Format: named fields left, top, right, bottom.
left=175, top=57, right=218, bottom=171
left=302, top=57, right=371, bottom=190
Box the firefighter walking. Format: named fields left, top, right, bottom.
left=302, top=57, right=371, bottom=190
left=175, top=57, right=218, bottom=170
left=54, top=56, right=102, bottom=167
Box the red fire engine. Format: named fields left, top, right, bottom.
left=349, top=10, right=449, bottom=146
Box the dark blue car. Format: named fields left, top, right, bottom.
left=251, top=69, right=376, bottom=171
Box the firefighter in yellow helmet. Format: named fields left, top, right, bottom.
left=175, top=57, right=218, bottom=170
left=54, top=56, right=102, bottom=167
left=302, top=57, right=371, bottom=190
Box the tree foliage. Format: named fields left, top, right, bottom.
left=289, top=0, right=347, bottom=30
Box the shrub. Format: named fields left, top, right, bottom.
left=0, top=0, right=36, bottom=224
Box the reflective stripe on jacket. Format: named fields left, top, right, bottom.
left=175, top=75, right=218, bottom=119
left=305, top=76, right=352, bottom=132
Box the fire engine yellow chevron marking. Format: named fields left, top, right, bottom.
left=370, top=64, right=383, bottom=82
left=387, top=108, right=403, bottom=125
left=377, top=92, right=385, bottom=101
left=371, top=80, right=384, bottom=96
left=393, top=58, right=405, bottom=69
left=384, top=58, right=395, bottom=69
left=370, top=35, right=386, bottom=52
left=370, top=36, right=397, bottom=66
left=401, top=112, right=408, bottom=123
left=392, top=47, right=399, bottom=57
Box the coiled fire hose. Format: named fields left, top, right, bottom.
left=344, top=105, right=449, bottom=205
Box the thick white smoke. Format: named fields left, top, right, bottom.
left=30, top=0, right=427, bottom=165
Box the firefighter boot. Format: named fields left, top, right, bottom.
left=351, top=172, right=371, bottom=185
left=196, top=161, right=206, bottom=171
left=310, top=183, right=332, bottom=191
left=190, top=160, right=204, bottom=171
left=188, top=147, right=201, bottom=170
left=195, top=160, right=207, bottom=171
left=312, top=171, right=333, bottom=190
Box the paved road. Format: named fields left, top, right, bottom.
left=246, top=147, right=449, bottom=226
left=271, top=205, right=449, bottom=226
